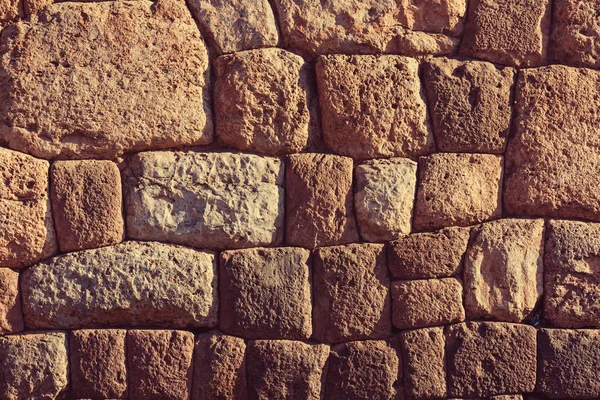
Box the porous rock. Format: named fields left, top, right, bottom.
left=0, top=268, right=23, bottom=334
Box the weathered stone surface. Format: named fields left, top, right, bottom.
left=505, top=66, right=600, bottom=221
left=388, top=227, right=470, bottom=280
left=51, top=160, right=124, bottom=252
left=0, top=148, right=57, bottom=268
left=395, top=30, right=460, bottom=56
left=423, top=57, right=515, bottom=153
left=0, top=268, right=22, bottom=334
left=459, top=0, right=551, bottom=67
left=125, top=151, right=284, bottom=250
left=21, top=241, right=217, bottom=329
left=446, top=322, right=537, bottom=397
left=313, top=243, right=391, bottom=343
left=398, top=0, right=467, bottom=36
left=188, top=0, right=278, bottom=55
left=0, top=0, right=19, bottom=24
left=215, top=49, right=310, bottom=154
left=128, top=330, right=194, bottom=400
left=537, top=329, right=600, bottom=398
left=193, top=332, right=247, bottom=400
left=463, top=219, right=544, bottom=322
left=0, top=0, right=212, bottom=159
left=413, top=153, right=503, bottom=231
left=316, top=55, right=433, bottom=160
left=23, top=0, right=52, bottom=16
left=70, top=329, right=127, bottom=400
left=220, top=247, right=311, bottom=340
left=246, top=340, right=329, bottom=400
left=0, top=332, right=69, bottom=400
left=400, top=327, right=446, bottom=400
left=286, top=153, right=358, bottom=248
left=392, top=277, right=465, bottom=330
left=354, top=158, right=417, bottom=242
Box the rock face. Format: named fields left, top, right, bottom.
left=446, top=322, right=537, bottom=397
left=423, top=58, right=515, bottom=153
left=313, top=244, right=391, bottom=343
left=459, top=0, right=551, bottom=67
left=214, top=49, right=310, bottom=154
left=0, top=0, right=19, bottom=24
left=0, top=0, right=212, bottom=159
left=70, top=329, right=128, bottom=399
left=21, top=241, right=218, bottom=329
left=316, top=55, right=433, bottom=160
left=354, top=158, right=417, bottom=242
left=125, top=151, right=284, bottom=250
left=286, top=153, right=359, bottom=248
left=0, top=332, right=69, bottom=400
left=0, top=148, right=57, bottom=268
left=504, top=65, right=600, bottom=221
left=51, top=160, right=124, bottom=252
left=219, top=247, right=312, bottom=340
left=0, top=268, right=23, bottom=334
left=413, top=153, right=503, bottom=231
left=187, top=0, right=279, bottom=55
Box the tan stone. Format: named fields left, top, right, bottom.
left=505, top=65, right=600, bottom=221
left=0, top=332, right=69, bottom=400
left=127, top=330, right=194, bottom=400
left=219, top=247, right=312, bottom=340
left=355, top=158, right=417, bottom=242
left=316, top=55, right=433, bottom=160
left=70, top=329, right=127, bottom=399
left=423, top=57, right=515, bottom=153
left=193, top=332, right=247, bottom=400
left=246, top=340, right=329, bottom=400
left=51, top=160, right=124, bottom=252
left=21, top=241, right=217, bottom=329
left=188, top=0, right=278, bottom=55
left=459, top=0, right=551, bottom=67
left=286, top=153, right=359, bottom=248
left=0, top=268, right=23, bottom=334
left=395, top=30, right=460, bottom=56
left=125, top=151, right=284, bottom=250
left=23, top=0, right=52, bottom=16
left=313, top=243, right=391, bottom=343
left=0, top=0, right=19, bottom=24
left=413, top=153, right=503, bottom=231
left=398, top=0, right=467, bottom=36
left=446, top=322, right=537, bottom=397
left=0, top=148, right=57, bottom=268
left=0, top=0, right=212, bottom=159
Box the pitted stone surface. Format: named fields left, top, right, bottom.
left=0, top=268, right=23, bottom=334
left=0, top=0, right=19, bottom=24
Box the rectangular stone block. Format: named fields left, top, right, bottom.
left=0, top=268, right=23, bottom=334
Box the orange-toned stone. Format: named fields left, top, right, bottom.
left=0, top=268, right=23, bottom=334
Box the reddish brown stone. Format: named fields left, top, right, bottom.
left=0, top=268, right=22, bottom=334
left=400, top=327, right=446, bottom=399
left=0, top=0, right=20, bottom=24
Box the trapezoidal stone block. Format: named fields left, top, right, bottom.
left=0, top=268, right=23, bottom=334
left=0, top=0, right=212, bottom=159
left=21, top=241, right=218, bottom=329
left=125, top=151, right=284, bottom=251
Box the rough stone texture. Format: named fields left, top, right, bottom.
left=0, top=148, right=57, bottom=268
left=316, top=55, right=434, bottom=160
left=463, top=219, right=544, bottom=323
left=504, top=65, right=600, bottom=221
left=193, top=332, right=247, bottom=400
left=459, top=0, right=551, bottom=67
left=0, top=0, right=20, bottom=24
left=125, top=151, right=284, bottom=250
left=0, top=268, right=23, bottom=334
left=214, top=49, right=310, bottom=154
left=398, top=0, right=467, bottom=36
left=286, top=153, right=359, bottom=248
left=446, top=322, right=537, bottom=397
left=219, top=247, right=312, bottom=340
left=0, top=0, right=213, bottom=159
left=325, top=340, right=401, bottom=400
left=392, top=277, right=465, bottom=330
left=387, top=227, right=470, bottom=280
left=51, top=160, right=124, bottom=252
left=127, top=330, right=194, bottom=400
left=537, top=329, right=600, bottom=398
left=188, top=0, right=278, bottom=55
left=395, top=30, right=460, bottom=57
left=70, top=329, right=127, bottom=400
left=423, top=57, right=515, bottom=153
left=354, top=158, right=417, bottom=242
left=400, top=327, right=446, bottom=400
left=0, top=332, right=69, bottom=400
left=246, top=340, right=329, bottom=400
left=313, top=243, right=391, bottom=343
left=413, top=153, right=503, bottom=231
left=21, top=241, right=218, bottom=329
left=23, top=0, right=52, bottom=16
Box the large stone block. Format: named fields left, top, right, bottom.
left=0, top=268, right=23, bottom=334
left=21, top=241, right=218, bottom=329
left=125, top=151, right=284, bottom=250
